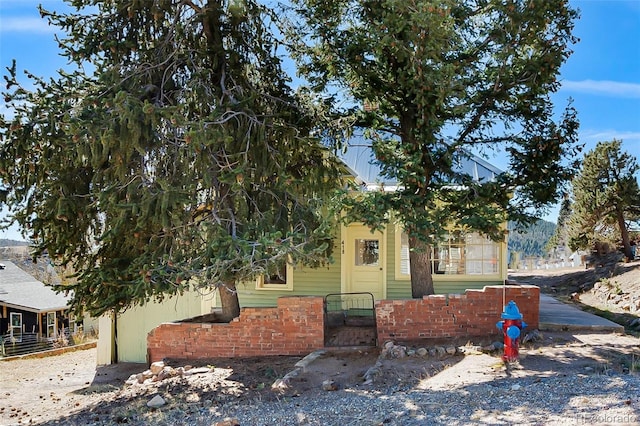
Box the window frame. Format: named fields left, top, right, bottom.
left=395, top=226, right=501, bottom=280
left=10, top=312, right=23, bottom=342
left=47, top=311, right=57, bottom=338
left=255, top=258, right=295, bottom=291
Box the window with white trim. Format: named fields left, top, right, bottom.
left=256, top=259, right=294, bottom=291
left=396, top=230, right=500, bottom=278
left=10, top=312, right=22, bottom=342
left=47, top=312, right=56, bottom=338
left=69, top=313, right=77, bottom=334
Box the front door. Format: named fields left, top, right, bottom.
left=343, top=224, right=386, bottom=300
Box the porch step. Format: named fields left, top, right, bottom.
left=325, top=326, right=377, bottom=347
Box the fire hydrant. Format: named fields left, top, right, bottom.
left=496, top=300, right=527, bottom=362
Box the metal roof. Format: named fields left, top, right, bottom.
left=339, top=135, right=503, bottom=190
left=0, top=260, right=70, bottom=313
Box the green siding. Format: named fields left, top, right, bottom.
left=235, top=225, right=507, bottom=307
left=385, top=228, right=412, bottom=299
left=236, top=240, right=342, bottom=307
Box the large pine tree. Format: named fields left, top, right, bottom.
left=568, top=140, right=640, bottom=260
left=0, top=0, right=343, bottom=319
left=290, top=0, right=581, bottom=296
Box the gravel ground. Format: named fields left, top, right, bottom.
left=210, top=375, right=639, bottom=426
left=64, top=367, right=639, bottom=426
left=15, top=332, right=638, bottom=426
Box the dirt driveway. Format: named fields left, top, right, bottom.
left=1, top=329, right=639, bottom=425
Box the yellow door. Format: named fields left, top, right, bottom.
left=344, top=225, right=385, bottom=300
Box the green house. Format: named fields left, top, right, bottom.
left=97, top=146, right=508, bottom=364
left=235, top=144, right=507, bottom=307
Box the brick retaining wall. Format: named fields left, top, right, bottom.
left=375, top=285, right=539, bottom=343
left=147, top=286, right=539, bottom=362
left=147, top=296, right=325, bottom=363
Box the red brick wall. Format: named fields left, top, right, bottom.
left=147, top=286, right=539, bottom=362
left=375, top=285, right=539, bottom=343
left=147, top=296, right=325, bottom=363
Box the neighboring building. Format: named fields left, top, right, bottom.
left=99, top=146, right=508, bottom=364
left=97, top=292, right=216, bottom=365
left=0, top=260, right=72, bottom=342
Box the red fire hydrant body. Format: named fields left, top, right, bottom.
left=496, top=300, right=527, bottom=362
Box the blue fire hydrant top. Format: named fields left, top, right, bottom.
left=501, top=300, right=523, bottom=320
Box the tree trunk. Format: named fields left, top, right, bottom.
left=218, top=280, right=241, bottom=321
left=616, top=208, right=633, bottom=261
left=408, top=236, right=435, bottom=298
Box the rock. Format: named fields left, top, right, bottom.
left=445, top=346, right=456, bottom=355
left=182, top=366, right=210, bottom=376
left=481, top=343, right=496, bottom=352
left=428, top=348, right=437, bottom=357
left=416, top=348, right=428, bottom=357
left=135, top=370, right=154, bottom=384
left=391, top=346, right=407, bottom=358
left=321, top=379, right=338, bottom=391
left=522, top=329, right=543, bottom=344
left=214, top=418, right=240, bottom=426
left=435, top=346, right=446, bottom=357
left=381, top=343, right=407, bottom=359
left=271, top=378, right=289, bottom=391
left=363, top=361, right=383, bottom=385
left=511, top=384, right=522, bottom=391
left=149, top=361, right=165, bottom=375
left=157, top=366, right=177, bottom=381
left=125, top=374, right=138, bottom=386
left=406, top=349, right=416, bottom=357
left=146, top=395, right=166, bottom=408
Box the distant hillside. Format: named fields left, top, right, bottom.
left=0, top=239, right=28, bottom=247
left=508, top=220, right=556, bottom=258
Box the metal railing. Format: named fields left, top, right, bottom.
left=0, top=327, right=92, bottom=358
left=324, top=292, right=376, bottom=328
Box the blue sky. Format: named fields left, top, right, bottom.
left=1, top=0, right=639, bottom=240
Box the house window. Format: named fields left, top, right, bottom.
left=256, top=258, right=294, bottom=291
left=398, top=232, right=411, bottom=276
left=69, top=313, right=77, bottom=334
left=396, top=229, right=500, bottom=278
left=10, top=312, right=22, bottom=342
left=47, top=312, right=56, bottom=338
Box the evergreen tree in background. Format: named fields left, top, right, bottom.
left=290, top=0, right=581, bottom=296
left=545, top=194, right=572, bottom=254
left=567, top=140, right=640, bottom=260
left=0, top=0, right=343, bottom=319
left=508, top=219, right=556, bottom=259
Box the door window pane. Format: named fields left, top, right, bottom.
left=355, top=239, right=379, bottom=266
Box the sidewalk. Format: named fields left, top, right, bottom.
left=538, top=294, right=624, bottom=332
